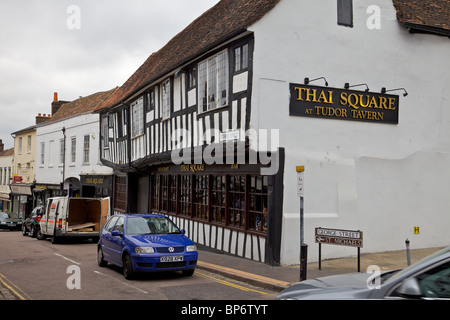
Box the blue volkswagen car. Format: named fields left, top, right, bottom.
left=97, top=213, right=198, bottom=279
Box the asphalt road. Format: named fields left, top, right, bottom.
left=0, top=229, right=277, bottom=300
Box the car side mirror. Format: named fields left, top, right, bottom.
left=111, top=230, right=122, bottom=237
left=397, top=278, right=422, bottom=299
left=181, top=229, right=186, bottom=234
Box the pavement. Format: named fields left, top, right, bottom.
left=0, top=245, right=445, bottom=300
left=196, top=246, right=446, bottom=292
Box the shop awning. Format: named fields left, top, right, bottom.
left=0, top=193, right=10, bottom=201
left=10, top=185, right=32, bottom=196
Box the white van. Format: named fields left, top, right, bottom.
left=37, top=196, right=110, bottom=244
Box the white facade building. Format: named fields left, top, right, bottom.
left=249, top=0, right=450, bottom=263
left=35, top=91, right=115, bottom=205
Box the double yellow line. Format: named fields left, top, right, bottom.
left=196, top=271, right=268, bottom=295
left=0, top=272, right=32, bottom=300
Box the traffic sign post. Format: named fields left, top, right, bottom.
left=315, top=227, right=363, bottom=272
left=296, top=166, right=307, bottom=281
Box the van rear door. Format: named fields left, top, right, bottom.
left=46, top=198, right=60, bottom=236
left=100, top=197, right=110, bottom=231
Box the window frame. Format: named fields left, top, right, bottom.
left=150, top=172, right=268, bottom=235
left=71, top=137, right=76, bottom=163
left=40, top=142, right=45, bottom=165
left=161, top=79, right=171, bottom=120
left=83, top=135, right=90, bottom=163
left=130, top=98, right=144, bottom=138
left=337, top=0, right=353, bottom=27
left=198, top=49, right=229, bottom=113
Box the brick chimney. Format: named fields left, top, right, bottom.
left=51, top=92, right=63, bottom=116
left=35, top=113, right=50, bottom=124
left=0, top=139, right=3, bottom=153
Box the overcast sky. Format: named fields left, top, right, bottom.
left=0, top=0, right=220, bottom=149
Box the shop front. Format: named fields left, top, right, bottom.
left=33, top=184, right=65, bottom=208
left=0, top=192, right=11, bottom=212
left=141, top=153, right=285, bottom=265
left=80, top=174, right=113, bottom=198
left=10, top=184, right=33, bottom=219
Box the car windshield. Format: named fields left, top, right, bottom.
left=386, top=246, right=450, bottom=283
left=127, top=216, right=181, bottom=235
left=0, top=212, right=18, bottom=219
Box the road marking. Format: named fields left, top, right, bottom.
left=93, top=270, right=149, bottom=294
left=54, top=253, right=81, bottom=265
left=0, top=272, right=32, bottom=300
left=196, top=271, right=268, bottom=295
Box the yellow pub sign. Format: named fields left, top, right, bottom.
left=289, top=83, right=399, bottom=124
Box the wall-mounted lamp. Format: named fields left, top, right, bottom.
left=381, top=87, right=408, bottom=97
left=304, top=77, right=328, bottom=86
left=345, top=83, right=370, bottom=92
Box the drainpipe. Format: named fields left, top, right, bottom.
left=62, top=127, right=66, bottom=194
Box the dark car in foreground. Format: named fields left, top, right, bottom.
left=0, top=211, right=22, bottom=231
left=22, top=206, right=44, bottom=237
left=97, top=213, right=198, bottom=279
left=277, top=246, right=450, bottom=300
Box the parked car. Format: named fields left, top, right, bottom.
left=0, top=211, right=22, bottom=231
left=277, top=246, right=450, bottom=300
left=97, top=213, right=198, bottom=279
left=22, top=206, right=44, bottom=237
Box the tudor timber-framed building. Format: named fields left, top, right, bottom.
left=97, top=0, right=450, bottom=265
left=96, top=0, right=283, bottom=264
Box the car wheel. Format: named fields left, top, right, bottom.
left=123, top=254, right=135, bottom=280
left=22, top=224, right=28, bottom=236
left=36, top=229, right=45, bottom=240
left=182, top=269, right=195, bottom=277
left=97, top=247, right=108, bottom=267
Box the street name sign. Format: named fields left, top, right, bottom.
left=315, top=227, right=363, bottom=248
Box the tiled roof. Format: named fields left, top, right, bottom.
left=0, top=148, right=14, bottom=157
left=95, top=0, right=280, bottom=112
left=393, top=0, right=450, bottom=36
left=95, top=0, right=447, bottom=114
left=48, top=87, right=118, bottom=123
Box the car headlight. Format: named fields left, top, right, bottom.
left=135, top=247, right=155, bottom=254
left=186, top=245, right=197, bottom=252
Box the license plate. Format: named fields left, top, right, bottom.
left=160, top=256, right=183, bottom=262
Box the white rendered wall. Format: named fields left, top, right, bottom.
left=36, top=113, right=113, bottom=186
left=249, top=0, right=450, bottom=264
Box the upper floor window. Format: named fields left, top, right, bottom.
left=337, top=0, right=353, bottom=27
left=102, top=116, right=109, bottom=148
left=234, top=44, right=248, bottom=72
left=198, top=49, right=229, bottom=112
left=40, top=142, right=45, bottom=165
left=83, top=135, right=90, bottom=163
left=187, top=66, right=197, bottom=89
left=19, top=137, right=23, bottom=154
left=27, top=135, right=32, bottom=153
left=131, top=98, right=144, bottom=138
left=161, top=79, right=171, bottom=120
left=71, top=137, right=76, bottom=163
left=146, top=89, right=155, bottom=112
left=59, top=139, right=64, bottom=164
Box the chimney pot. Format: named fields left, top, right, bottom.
left=38, top=113, right=41, bottom=116
left=54, top=92, right=58, bottom=102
